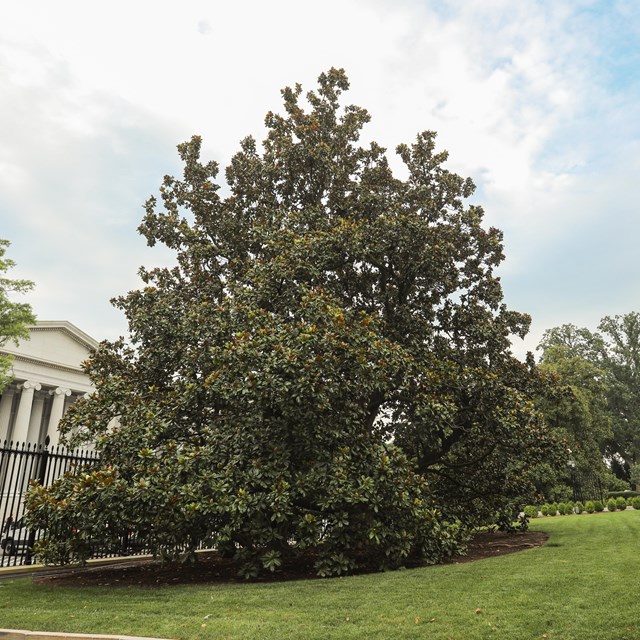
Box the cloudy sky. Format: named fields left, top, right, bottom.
left=2, top=0, right=639, bottom=358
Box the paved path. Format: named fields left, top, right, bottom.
left=0, top=555, right=152, bottom=581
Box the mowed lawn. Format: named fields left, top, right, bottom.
left=1, top=511, right=639, bottom=640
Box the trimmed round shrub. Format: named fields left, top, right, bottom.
left=574, top=501, right=584, bottom=514
left=632, top=497, right=640, bottom=510
left=585, top=501, right=595, bottom=513
left=594, top=500, right=604, bottom=512
left=548, top=503, right=558, bottom=516
left=607, top=498, right=617, bottom=512
left=564, top=501, right=574, bottom=514
left=558, top=503, right=568, bottom=515
left=541, top=504, right=550, bottom=516
left=616, top=497, right=627, bottom=511
left=524, top=505, right=538, bottom=518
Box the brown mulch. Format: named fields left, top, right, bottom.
left=448, top=530, right=548, bottom=564
left=33, top=530, right=547, bottom=588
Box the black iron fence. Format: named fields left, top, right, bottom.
left=0, top=437, right=612, bottom=568
left=0, top=438, right=100, bottom=567
left=571, top=469, right=607, bottom=504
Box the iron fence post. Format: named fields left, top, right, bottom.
left=24, top=436, right=50, bottom=565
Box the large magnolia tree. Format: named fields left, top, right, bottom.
left=27, top=69, right=559, bottom=576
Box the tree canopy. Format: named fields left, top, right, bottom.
left=0, top=239, right=35, bottom=392
left=27, top=69, right=559, bottom=576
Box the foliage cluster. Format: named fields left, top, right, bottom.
left=0, top=239, right=35, bottom=392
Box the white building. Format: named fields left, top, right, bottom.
left=0, top=321, right=98, bottom=447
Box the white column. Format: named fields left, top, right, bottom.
left=26, top=391, right=46, bottom=444
left=0, top=387, right=16, bottom=442
left=47, top=387, right=72, bottom=447
left=12, top=381, right=41, bottom=444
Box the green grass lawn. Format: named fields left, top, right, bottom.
left=1, top=511, right=639, bottom=639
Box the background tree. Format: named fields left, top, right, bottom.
left=539, top=315, right=640, bottom=487
left=27, top=69, right=559, bottom=576
left=536, top=334, right=612, bottom=500
left=597, top=313, right=640, bottom=476
left=538, top=323, right=605, bottom=362
left=0, top=239, right=36, bottom=392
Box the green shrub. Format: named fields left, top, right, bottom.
left=565, top=501, right=574, bottom=514
left=574, top=501, right=584, bottom=514
left=607, top=498, right=617, bottom=512
left=559, top=503, right=569, bottom=515
left=594, top=500, right=604, bottom=512
left=585, top=501, right=595, bottom=513
left=632, top=497, right=640, bottom=510
left=541, top=504, right=550, bottom=516
left=616, top=496, right=627, bottom=511
left=524, top=505, right=538, bottom=518
left=607, top=490, right=640, bottom=499
left=548, top=503, right=558, bottom=516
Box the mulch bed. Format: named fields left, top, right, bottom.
left=33, top=530, right=547, bottom=588
left=448, top=530, right=547, bottom=564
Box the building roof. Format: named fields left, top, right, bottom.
left=0, top=321, right=99, bottom=392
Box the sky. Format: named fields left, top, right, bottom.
left=2, top=0, right=639, bottom=359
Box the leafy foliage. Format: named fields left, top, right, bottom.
left=630, top=464, right=640, bottom=490
left=0, top=239, right=35, bottom=391
left=27, top=69, right=557, bottom=575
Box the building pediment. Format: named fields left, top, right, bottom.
left=1, top=321, right=99, bottom=373
left=0, top=320, right=100, bottom=448
left=0, top=321, right=100, bottom=391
